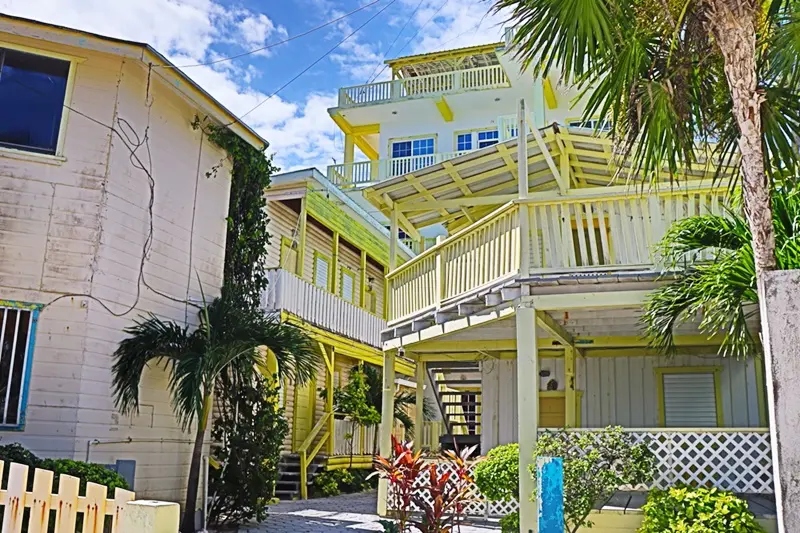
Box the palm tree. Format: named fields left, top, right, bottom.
left=492, top=0, right=800, bottom=274
left=643, top=181, right=800, bottom=358
left=111, top=297, right=317, bottom=533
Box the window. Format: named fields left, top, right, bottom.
left=280, top=237, right=298, bottom=274
left=340, top=267, right=356, bottom=303
left=391, top=137, right=435, bottom=158
left=456, top=133, right=473, bottom=152
left=0, top=48, right=71, bottom=155
left=567, top=118, right=612, bottom=131
left=0, top=304, right=38, bottom=429
left=477, top=129, right=499, bottom=148
left=657, top=368, right=722, bottom=427
left=313, top=253, right=330, bottom=290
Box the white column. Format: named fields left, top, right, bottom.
left=377, top=349, right=396, bottom=516
left=415, top=359, right=426, bottom=451
left=516, top=302, right=539, bottom=533
left=759, top=270, right=800, bottom=531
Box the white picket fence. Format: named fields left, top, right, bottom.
left=0, top=460, right=177, bottom=533
left=387, top=428, right=773, bottom=518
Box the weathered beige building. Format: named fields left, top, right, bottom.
left=0, top=14, right=264, bottom=503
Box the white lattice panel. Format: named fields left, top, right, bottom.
left=386, top=430, right=773, bottom=519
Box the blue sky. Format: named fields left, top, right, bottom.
left=0, top=0, right=508, bottom=171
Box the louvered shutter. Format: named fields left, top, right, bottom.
left=341, top=270, right=355, bottom=303
left=314, top=255, right=329, bottom=289
left=662, top=372, right=719, bottom=427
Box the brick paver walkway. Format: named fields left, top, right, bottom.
left=238, top=491, right=500, bottom=533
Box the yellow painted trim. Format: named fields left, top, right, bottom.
left=330, top=112, right=379, bottom=160
left=357, top=138, right=379, bottom=161
left=297, top=198, right=308, bottom=278
left=655, top=366, right=724, bottom=427
left=385, top=42, right=503, bottom=69
left=326, top=455, right=374, bottom=470
left=281, top=311, right=415, bottom=376
left=359, top=250, right=368, bottom=309
left=280, top=236, right=299, bottom=273
left=312, top=251, right=331, bottom=290
left=435, top=97, right=454, bottom=122
left=543, top=77, right=558, bottom=109
left=755, top=356, right=768, bottom=427
left=344, top=135, right=355, bottom=165
left=352, top=123, right=380, bottom=135
left=331, top=233, right=340, bottom=294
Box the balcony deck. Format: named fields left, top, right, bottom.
left=261, top=268, right=386, bottom=348
left=336, top=65, right=510, bottom=109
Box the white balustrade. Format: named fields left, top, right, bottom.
left=332, top=418, right=380, bottom=456
left=261, top=269, right=386, bottom=348
left=387, top=428, right=773, bottom=518
left=327, top=151, right=473, bottom=187
left=337, top=65, right=510, bottom=108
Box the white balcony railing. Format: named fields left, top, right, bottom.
left=261, top=268, right=386, bottom=348
left=387, top=428, right=773, bottom=518
left=337, top=65, right=510, bottom=108
left=327, top=150, right=473, bottom=188
left=332, top=418, right=378, bottom=456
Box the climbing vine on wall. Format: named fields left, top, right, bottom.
left=199, top=120, right=277, bottom=308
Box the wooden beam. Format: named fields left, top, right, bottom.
left=535, top=310, right=574, bottom=346
left=435, top=96, right=454, bottom=122
left=398, top=194, right=518, bottom=211
left=331, top=232, right=340, bottom=294
left=359, top=250, right=368, bottom=308
left=296, top=197, right=308, bottom=277
left=564, top=345, right=576, bottom=427
left=543, top=77, right=558, bottom=109
left=527, top=290, right=651, bottom=310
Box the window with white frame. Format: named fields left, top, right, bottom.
left=659, top=369, right=720, bottom=427
left=0, top=304, right=37, bottom=429
left=456, top=133, right=473, bottom=151
left=0, top=48, right=71, bottom=155
left=391, top=138, right=435, bottom=158
left=477, top=129, right=499, bottom=148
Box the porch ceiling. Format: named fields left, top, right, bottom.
left=363, top=125, right=736, bottom=233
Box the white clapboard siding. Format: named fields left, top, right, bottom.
left=663, top=373, right=718, bottom=427
left=262, top=269, right=386, bottom=348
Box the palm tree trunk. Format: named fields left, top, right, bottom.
left=181, top=396, right=211, bottom=533
left=704, top=0, right=776, bottom=273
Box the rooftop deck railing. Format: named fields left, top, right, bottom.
left=337, top=64, right=510, bottom=108
left=327, top=150, right=473, bottom=188
left=386, top=184, right=729, bottom=323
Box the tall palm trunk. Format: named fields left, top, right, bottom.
left=181, top=395, right=211, bottom=533
left=704, top=0, right=776, bottom=272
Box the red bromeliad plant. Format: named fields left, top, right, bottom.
left=372, top=437, right=477, bottom=533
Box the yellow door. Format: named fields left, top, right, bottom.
left=292, top=380, right=316, bottom=450
left=539, top=397, right=566, bottom=428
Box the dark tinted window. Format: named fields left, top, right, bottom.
left=0, top=48, right=70, bottom=155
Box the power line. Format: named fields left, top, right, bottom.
left=367, top=0, right=451, bottom=82
left=157, top=0, right=383, bottom=69
left=235, top=0, right=398, bottom=121
left=362, top=0, right=426, bottom=85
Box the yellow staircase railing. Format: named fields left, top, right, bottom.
left=298, top=412, right=332, bottom=499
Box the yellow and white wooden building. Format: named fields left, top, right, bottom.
left=323, top=29, right=776, bottom=532
left=259, top=168, right=417, bottom=498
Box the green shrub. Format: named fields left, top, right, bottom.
left=474, top=443, right=518, bottom=502
left=639, top=486, right=765, bottom=533
left=40, top=459, right=129, bottom=494
left=312, top=468, right=377, bottom=497
left=499, top=511, right=519, bottom=533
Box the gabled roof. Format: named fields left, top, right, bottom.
left=0, top=13, right=266, bottom=150
left=386, top=42, right=503, bottom=78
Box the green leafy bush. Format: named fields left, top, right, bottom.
left=499, top=511, right=519, bottom=533
left=533, top=427, right=654, bottom=533
left=474, top=443, right=518, bottom=501
left=639, top=486, right=765, bottom=533
left=312, top=468, right=377, bottom=497
left=0, top=443, right=128, bottom=494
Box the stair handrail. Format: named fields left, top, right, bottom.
left=298, top=411, right=333, bottom=499
left=426, top=367, right=453, bottom=435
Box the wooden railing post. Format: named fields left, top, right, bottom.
left=119, top=501, right=180, bottom=533
left=434, top=236, right=444, bottom=309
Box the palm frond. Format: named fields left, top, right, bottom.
left=111, top=315, right=195, bottom=416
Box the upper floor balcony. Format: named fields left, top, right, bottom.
left=337, top=64, right=511, bottom=109
left=261, top=268, right=386, bottom=348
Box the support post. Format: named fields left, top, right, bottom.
left=517, top=99, right=529, bottom=200
left=297, top=197, right=308, bottom=277
left=359, top=250, right=368, bottom=308
left=390, top=205, right=399, bottom=269
left=759, top=270, right=800, bottom=531
left=415, top=359, right=426, bottom=451
left=536, top=457, right=564, bottom=533
left=326, top=346, right=336, bottom=455
left=564, top=346, right=576, bottom=427
left=377, top=349, right=396, bottom=516
left=331, top=232, right=340, bottom=294
left=120, top=501, right=179, bottom=533
left=344, top=133, right=355, bottom=182
left=516, top=303, right=539, bottom=533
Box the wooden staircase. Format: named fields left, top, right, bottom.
left=275, top=453, right=326, bottom=500
left=427, top=361, right=482, bottom=454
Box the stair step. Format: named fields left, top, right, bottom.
left=442, top=401, right=481, bottom=407
left=449, top=422, right=481, bottom=427
left=437, top=379, right=482, bottom=385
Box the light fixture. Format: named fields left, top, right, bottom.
left=494, top=97, right=501, bottom=102
left=392, top=111, right=398, bottom=115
